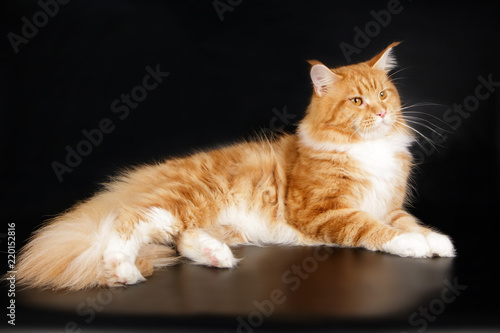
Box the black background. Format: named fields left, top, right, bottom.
left=1, top=0, right=499, bottom=330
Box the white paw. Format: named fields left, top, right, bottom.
left=113, top=261, right=146, bottom=284
left=382, top=233, right=431, bottom=258
left=201, top=240, right=238, bottom=268
left=178, top=231, right=238, bottom=268
left=103, top=252, right=145, bottom=286
left=426, top=232, right=456, bottom=257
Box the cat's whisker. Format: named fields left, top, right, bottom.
left=402, top=111, right=455, bottom=130
left=401, top=116, right=453, bottom=135
left=389, top=76, right=408, bottom=83
left=394, top=124, right=429, bottom=152
left=403, top=119, right=448, bottom=141
left=388, top=66, right=413, bottom=80
left=393, top=103, right=456, bottom=135
left=391, top=120, right=408, bottom=137
left=393, top=119, right=413, bottom=138
left=392, top=82, right=410, bottom=90
left=349, top=126, right=362, bottom=142
left=394, top=119, right=438, bottom=151
left=398, top=102, right=449, bottom=115
left=401, top=101, right=448, bottom=108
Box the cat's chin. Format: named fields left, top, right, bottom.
left=360, top=124, right=393, bottom=140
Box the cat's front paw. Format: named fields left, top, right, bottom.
left=103, top=252, right=146, bottom=287
left=382, top=233, right=431, bottom=258
left=426, top=232, right=456, bottom=257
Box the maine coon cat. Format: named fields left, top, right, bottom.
left=15, top=43, right=455, bottom=291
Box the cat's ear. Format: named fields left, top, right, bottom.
left=308, top=60, right=339, bottom=97
left=368, top=41, right=401, bottom=72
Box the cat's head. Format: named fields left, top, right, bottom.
left=299, top=42, right=409, bottom=146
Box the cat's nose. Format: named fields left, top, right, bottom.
left=377, top=110, right=387, bottom=118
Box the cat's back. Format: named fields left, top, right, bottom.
left=112, top=134, right=296, bottom=200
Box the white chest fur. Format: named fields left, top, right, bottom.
left=299, top=129, right=413, bottom=221
left=346, top=136, right=410, bottom=220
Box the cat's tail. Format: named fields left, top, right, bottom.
left=14, top=191, right=177, bottom=291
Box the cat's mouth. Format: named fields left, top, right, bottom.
left=358, top=115, right=393, bottom=139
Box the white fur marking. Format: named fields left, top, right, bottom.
left=102, top=207, right=176, bottom=286
left=426, top=232, right=456, bottom=257
left=178, top=230, right=238, bottom=268
left=140, top=207, right=177, bottom=243
left=382, top=233, right=431, bottom=258
left=347, top=137, right=408, bottom=220
left=104, top=208, right=175, bottom=258
left=216, top=205, right=300, bottom=245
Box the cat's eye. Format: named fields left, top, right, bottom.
left=350, top=97, right=363, bottom=106
left=379, top=90, right=388, bottom=101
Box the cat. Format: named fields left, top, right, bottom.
left=15, top=42, right=455, bottom=291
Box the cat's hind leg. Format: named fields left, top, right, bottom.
left=103, top=251, right=146, bottom=286
left=177, top=229, right=238, bottom=268
left=102, top=207, right=179, bottom=287
left=388, top=209, right=455, bottom=257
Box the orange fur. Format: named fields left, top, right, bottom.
left=14, top=43, right=455, bottom=291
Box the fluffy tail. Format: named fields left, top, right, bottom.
left=15, top=191, right=177, bottom=291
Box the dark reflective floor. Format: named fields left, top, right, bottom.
left=16, top=245, right=485, bottom=332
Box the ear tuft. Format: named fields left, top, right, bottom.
left=310, top=63, right=337, bottom=97
left=370, top=41, right=401, bottom=72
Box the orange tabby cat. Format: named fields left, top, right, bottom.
left=15, top=42, right=455, bottom=291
